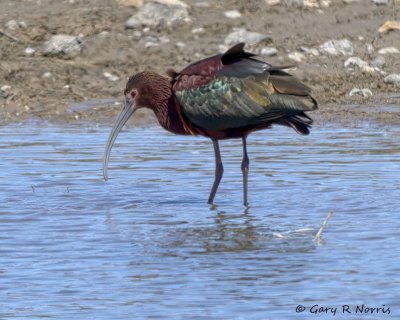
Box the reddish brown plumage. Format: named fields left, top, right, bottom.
left=173, top=56, right=222, bottom=91
left=104, top=43, right=318, bottom=206
left=125, top=71, right=193, bottom=135
left=173, top=74, right=215, bottom=92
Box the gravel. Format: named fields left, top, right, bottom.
left=1, top=0, right=399, bottom=124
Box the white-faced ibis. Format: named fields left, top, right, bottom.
left=103, top=43, right=317, bottom=206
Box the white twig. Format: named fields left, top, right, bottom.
left=0, top=29, right=20, bottom=42
left=315, top=211, right=333, bottom=242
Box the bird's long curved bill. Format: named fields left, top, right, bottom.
left=103, top=102, right=136, bottom=181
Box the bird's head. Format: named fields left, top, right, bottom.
left=103, top=71, right=171, bottom=181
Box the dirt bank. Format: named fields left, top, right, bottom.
left=1, top=0, right=399, bottom=126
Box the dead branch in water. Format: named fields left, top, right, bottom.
left=315, top=211, right=333, bottom=243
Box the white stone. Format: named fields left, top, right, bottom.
left=372, top=0, right=388, bottom=5
left=371, top=56, right=385, bottom=69
left=176, top=41, right=186, bottom=48
left=141, top=35, right=158, bottom=48
left=191, top=27, right=205, bottom=34
left=98, top=31, right=110, bottom=37
left=43, top=35, right=84, bottom=58
left=285, top=0, right=304, bottom=6
left=378, top=47, right=400, bottom=54
left=5, top=20, right=18, bottom=30
left=153, top=0, right=189, bottom=8
left=320, top=0, right=331, bottom=7
left=288, top=51, right=305, bottom=62
left=265, top=0, right=281, bottom=5
left=319, top=39, right=354, bottom=56
left=5, top=20, right=26, bottom=30
left=344, top=57, right=369, bottom=69
left=144, top=41, right=158, bottom=48
left=261, top=47, right=278, bottom=56
left=125, top=2, right=189, bottom=29
left=159, top=36, right=170, bottom=44
left=300, top=46, right=320, bottom=56
left=344, top=57, right=375, bottom=73
left=218, top=44, right=229, bottom=53
left=225, top=28, right=271, bottom=46
left=384, top=74, right=400, bottom=87
left=366, top=44, right=374, bottom=54
left=304, top=0, right=320, bottom=8
left=0, top=85, right=12, bottom=99
left=348, top=88, right=373, bottom=97
left=278, top=0, right=331, bottom=7
left=103, top=72, right=120, bottom=82
left=42, top=72, right=52, bottom=78
left=193, top=1, right=210, bottom=7
left=224, top=10, right=242, bottom=19
left=24, top=47, right=35, bottom=56
left=362, top=66, right=376, bottom=73
left=118, top=0, right=144, bottom=7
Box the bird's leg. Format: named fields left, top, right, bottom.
left=208, top=139, right=223, bottom=204
left=241, top=136, right=250, bottom=207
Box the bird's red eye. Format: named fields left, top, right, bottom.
left=131, top=90, right=137, bottom=98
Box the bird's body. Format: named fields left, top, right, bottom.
left=103, top=43, right=318, bottom=206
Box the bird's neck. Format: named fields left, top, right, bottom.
left=147, top=75, right=191, bottom=135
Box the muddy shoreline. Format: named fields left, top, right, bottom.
left=1, top=0, right=399, bottom=126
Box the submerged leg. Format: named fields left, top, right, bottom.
left=241, top=136, right=250, bottom=207
left=208, top=139, right=224, bottom=204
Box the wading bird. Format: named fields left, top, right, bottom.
left=103, top=43, right=317, bottom=206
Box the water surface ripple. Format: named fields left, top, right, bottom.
left=0, top=122, right=399, bottom=319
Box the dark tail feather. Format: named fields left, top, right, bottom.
left=278, top=112, right=313, bottom=135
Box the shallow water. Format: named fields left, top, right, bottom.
left=0, top=122, right=399, bottom=319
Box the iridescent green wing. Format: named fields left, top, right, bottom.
left=175, top=71, right=317, bottom=131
